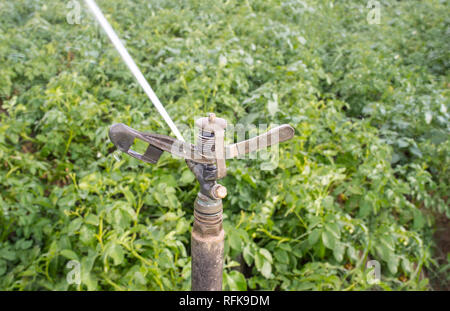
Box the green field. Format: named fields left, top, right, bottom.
left=0, top=0, right=448, bottom=290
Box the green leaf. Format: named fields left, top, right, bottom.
left=359, top=201, right=372, bottom=217
left=388, top=254, right=399, bottom=275
left=274, top=249, right=289, bottom=264
left=322, top=196, right=334, bottom=209
left=243, top=245, right=254, bottom=266
left=229, top=231, right=242, bottom=252
left=108, top=244, right=125, bottom=266
left=308, top=228, right=321, bottom=246
left=347, top=245, right=358, bottom=262
left=322, top=230, right=336, bottom=250
left=225, top=271, right=247, bottom=291
left=81, top=250, right=98, bottom=290
left=261, top=261, right=272, bottom=279
left=180, top=170, right=195, bottom=185
left=0, top=260, right=6, bottom=276
left=259, top=248, right=273, bottom=263
left=67, top=218, right=83, bottom=235
left=255, top=251, right=264, bottom=271
left=333, top=242, right=345, bottom=262
left=122, top=187, right=136, bottom=208
left=85, top=214, right=99, bottom=226
left=255, top=249, right=273, bottom=276
left=413, top=209, right=426, bottom=230
left=60, top=249, right=78, bottom=261
left=325, top=223, right=341, bottom=239
left=402, top=257, right=411, bottom=273
left=0, top=248, right=16, bottom=261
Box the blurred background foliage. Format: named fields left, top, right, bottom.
left=0, top=0, right=448, bottom=290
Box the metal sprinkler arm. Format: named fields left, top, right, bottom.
left=109, top=117, right=295, bottom=180
left=109, top=123, right=213, bottom=164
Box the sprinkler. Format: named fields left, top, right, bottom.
left=109, top=113, right=294, bottom=290
left=84, top=0, right=294, bottom=291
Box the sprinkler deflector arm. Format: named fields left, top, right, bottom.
left=109, top=122, right=295, bottom=166
left=108, top=115, right=294, bottom=291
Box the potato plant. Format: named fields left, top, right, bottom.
left=0, top=0, right=448, bottom=290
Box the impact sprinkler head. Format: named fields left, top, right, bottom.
left=108, top=113, right=294, bottom=291
left=108, top=114, right=294, bottom=195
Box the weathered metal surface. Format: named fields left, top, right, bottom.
left=195, top=113, right=227, bottom=134
left=109, top=123, right=213, bottom=164
left=225, top=124, right=295, bottom=159
left=109, top=121, right=295, bottom=174
left=186, top=160, right=221, bottom=200
left=194, top=192, right=223, bottom=214
left=195, top=113, right=227, bottom=179
left=211, top=184, right=227, bottom=199
left=191, top=196, right=224, bottom=291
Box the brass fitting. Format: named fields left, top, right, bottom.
left=211, top=184, right=227, bottom=199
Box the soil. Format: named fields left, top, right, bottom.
left=430, top=213, right=450, bottom=290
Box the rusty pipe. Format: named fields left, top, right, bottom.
left=191, top=192, right=225, bottom=291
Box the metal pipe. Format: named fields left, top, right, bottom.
left=191, top=193, right=224, bottom=291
